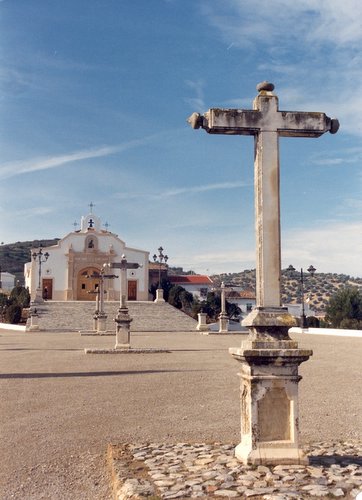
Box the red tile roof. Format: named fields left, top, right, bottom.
left=169, top=275, right=213, bottom=285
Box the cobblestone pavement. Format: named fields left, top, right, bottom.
left=109, top=441, right=362, bottom=499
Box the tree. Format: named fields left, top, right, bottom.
left=325, top=287, right=362, bottom=329
left=10, top=285, right=30, bottom=308
left=168, top=285, right=194, bottom=313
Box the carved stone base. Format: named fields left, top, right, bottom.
left=218, top=313, right=229, bottom=333
left=230, top=307, right=312, bottom=465
left=97, top=313, right=107, bottom=333
left=196, top=312, right=209, bottom=332
left=114, top=307, right=132, bottom=349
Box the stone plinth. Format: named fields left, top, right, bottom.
left=218, top=313, right=229, bottom=333
left=196, top=312, right=209, bottom=332
left=230, top=307, right=312, bottom=465
left=154, top=288, right=165, bottom=303
left=27, top=311, right=40, bottom=331
left=97, top=312, right=107, bottom=333
left=114, top=307, right=132, bottom=349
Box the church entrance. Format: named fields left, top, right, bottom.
left=77, top=267, right=100, bottom=301
left=128, top=280, right=137, bottom=301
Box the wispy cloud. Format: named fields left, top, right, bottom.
left=114, top=181, right=250, bottom=201
left=0, top=135, right=159, bottom=180
left=283, top=221, right=362, bottom=276
left=202, top=0, right=362, bottom=49
left=184, top=79, right=206, bottom=111
left=201, top=1, right=362, bottom=136
left=161, top=181, right=249, bottom=197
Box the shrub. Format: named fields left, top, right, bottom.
left=5, top=304, right=22, bottom=324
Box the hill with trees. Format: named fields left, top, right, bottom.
left=0, top=239, right=59, bottom=283
left=211, top=269, right=362, bottom=314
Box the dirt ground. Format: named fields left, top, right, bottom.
left=1, top=329, right=361, bottom=499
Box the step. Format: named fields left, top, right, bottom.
left=32, top=301, right=198, bottom=332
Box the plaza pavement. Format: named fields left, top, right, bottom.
left=0, top=328, right=361, bottom=499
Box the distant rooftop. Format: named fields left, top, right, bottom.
left=169, top=275, right=213, bottom=285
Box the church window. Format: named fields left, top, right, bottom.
left=82, top=284, right=86, bottom=290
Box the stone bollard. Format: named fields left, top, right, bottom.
left=196, top=312, right=209, bottom=332
left=27, top=308, right=40, bottom=331
left=154, top=288, right=165, bottom=303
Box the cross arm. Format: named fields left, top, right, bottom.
left=277, top=111, right=339, bottom=137
left=187, top=109, right=339, bottom=137
left=188, top=109, right=261, bottom=136
left=111, top=263, right=141, bottom=270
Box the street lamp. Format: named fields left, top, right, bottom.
left=153, top=246, right=168, bottom=303
left=286, top=264, right=316, bottom=328
left=32, top=246, right=49, bottom=301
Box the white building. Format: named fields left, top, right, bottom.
left=24, top=210, right=149, bottom=301
left=225, top=288, right=256, bottom=315
left=168, top=275, right=214, bottom=300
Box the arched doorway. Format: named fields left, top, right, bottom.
left=77, top=267, right=100, bottom=301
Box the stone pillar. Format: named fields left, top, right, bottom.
left=154, top=288, right=165, bottom=303
left=218, top=282, right=229, bottom=333
left=196, top=312, right=209, bottom=332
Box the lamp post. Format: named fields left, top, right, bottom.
left=286, top=264, right=316, bottom=328
left=32, top=246, right=49, bottom=303
left=153, top=246, right=168, bottom=303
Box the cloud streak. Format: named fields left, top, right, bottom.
left=114, top=181, right=250, bottom=201
left=0, top=135, right=159, bottom=180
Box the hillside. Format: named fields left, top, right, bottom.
left=211, top=269, right=362, bottom=313
left=0, top=239, right=59, bottom=283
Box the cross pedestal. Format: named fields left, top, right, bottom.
left=111, top=257, right=141, bottom=349
left=188, top=81, right=338, bottom=464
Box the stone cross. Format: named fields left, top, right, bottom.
left=188, top=81, right=339, bottom=309
left=188, top=82, right=339, bottom=466
left=111, top=256, right=141, bottom=309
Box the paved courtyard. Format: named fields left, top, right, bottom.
left=1, top=328, right=361, bottom=499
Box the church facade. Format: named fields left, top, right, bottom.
left=25, top=211, right=149, bottom=302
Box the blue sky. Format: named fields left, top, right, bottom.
left=0, top=0, right=361, bottom=277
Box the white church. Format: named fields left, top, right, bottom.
left=24, top=209, right=149, bottom=302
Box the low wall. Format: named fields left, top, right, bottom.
left=290, top=327, right=362, bottom=338
left=0, top=322, right=27, bottom=332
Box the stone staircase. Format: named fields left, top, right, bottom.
left=33, top=301, right=198, bottom=332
